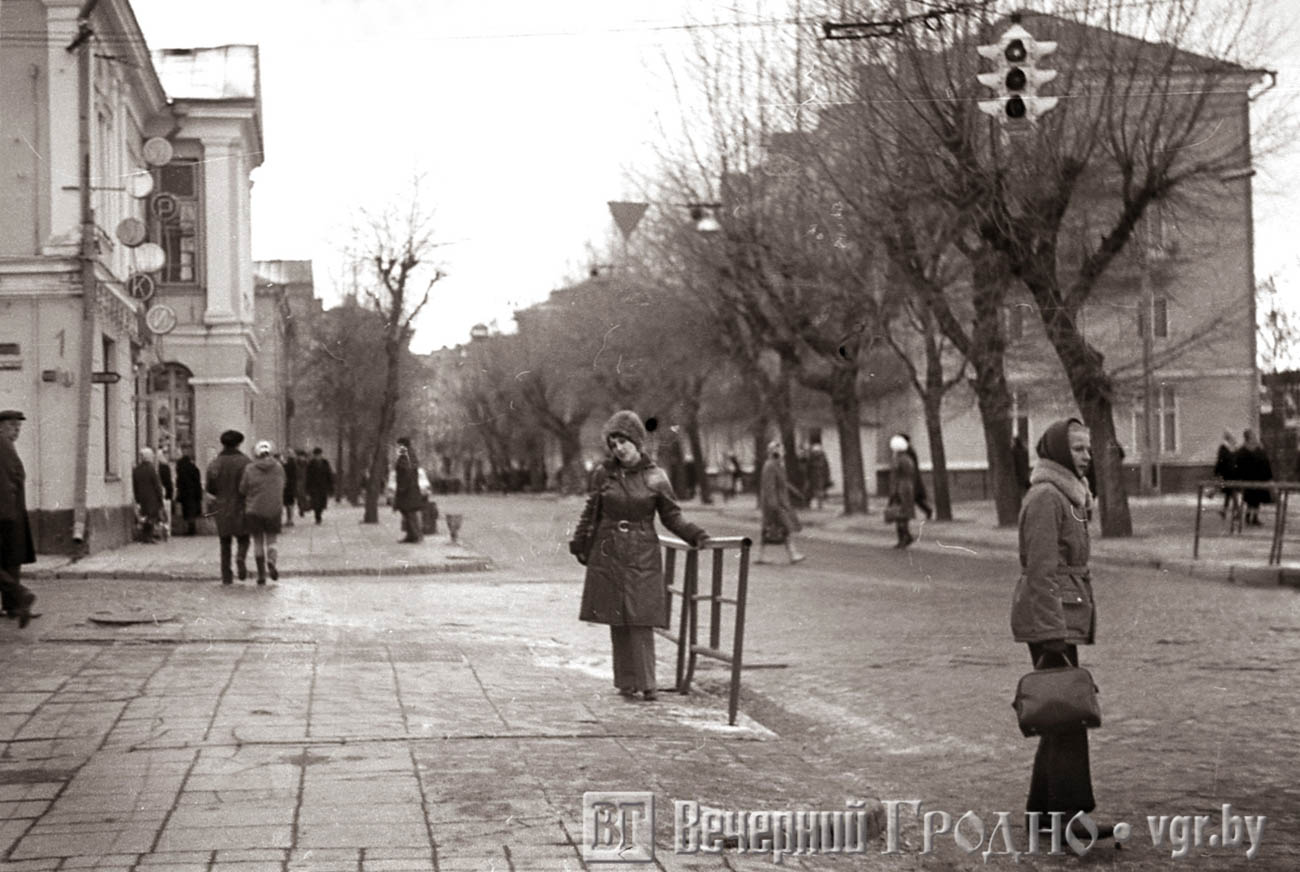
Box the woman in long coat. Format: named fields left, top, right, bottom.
left=1234, top=430, right=1272, bottom=527
left=887, top=434, right=917, bottom=548
left=569, top=410, right=709, bottom=701
left=1011, top=418, right=1113, bottom=842
left=394, top=438, right=424, bottom=543
left=757, top=441, right=805, bottom=564
left=175, top=453, right=203, bottom=535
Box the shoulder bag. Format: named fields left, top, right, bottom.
left=1012, top=658, right=1102, bottom=737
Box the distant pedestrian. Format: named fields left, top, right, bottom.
left=1235, top=429, right=1272, bottom=527
left=281, top=452, right=298, bottom=527
left=727, top=453, right=744, bottom=496
left=808, top=443, right=832, bottom=510
left=1213, top=431, right=1239, bottom=519
left=0, top=410, right=37, bottom=628
left=902, top=434, right=932, bottom=520
left=239, top=440, right=286, bottom=585
left=206, top=429, right=252, bottom=585
left=569, top=410, right=710, bottom=701
left=757, top=441, right=805, bottom=564
left=1012, top=435, right=1031, bottom=498
left=393, top=437, right=424, bottom=544
left=132, top=447, right=165, bottom=543
left=158, top=453, right=174, bottom=537
left=887, top=434, right=917, bottom=549
left=305, top=447, right=334, bottom=525
left=294, top=449, right=310, bottom=517
left=1011, top=418, right=1113, bottom=843
left=175, top=453, right=203, bottom=536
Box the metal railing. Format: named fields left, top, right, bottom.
left=1194, top=479, right=1298, bottom=565
left=654, top=534, right=752, bottom=725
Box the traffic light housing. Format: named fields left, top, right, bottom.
left=977, top=24, right=1058, bottom=122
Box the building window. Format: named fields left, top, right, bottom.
left=102, top=335, right=117, bottom=477
left=1131, top=384, right=1178, bottom=455
left=147, top=363, right=195, bottom=460
left=150, top=159, right=201, bottom=284
left=1138, top=296, right=1169, bottom=339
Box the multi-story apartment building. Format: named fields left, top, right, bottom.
left=0, top=0, right=265, bottom=551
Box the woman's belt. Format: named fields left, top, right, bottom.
left=601, top=518, right=655, bottom=532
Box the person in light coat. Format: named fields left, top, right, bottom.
left=887, top=434, right=917, bottom=548
left=569, top=410, right=710, bottom=701
left=132, top=447, right=165, bottom=543
left=757, top=441, right=804, bottom=565
left=1011, top=417, right=1113, bottom=843
left=240, top=440, right=287, bottom=585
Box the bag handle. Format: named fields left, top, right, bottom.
left=1033, top=652, right=1073, bottom=670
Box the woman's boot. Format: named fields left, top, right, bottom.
left=255, top=557, right=267, bottom=586
left=267, top=547, right=278, bottom=581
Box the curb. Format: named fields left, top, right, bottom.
left=27, top=558, right=494, bottom=582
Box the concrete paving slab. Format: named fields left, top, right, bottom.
left=153, top=824, right=293, bottom=852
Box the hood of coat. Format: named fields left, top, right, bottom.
left=1029, top=458, right=1091, bottom=511
left=250, top=456, right=281, bottom=474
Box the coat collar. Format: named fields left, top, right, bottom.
left=1030, top=458, right=1091, bottom=512
left=605, top=454, right=655, bottom=474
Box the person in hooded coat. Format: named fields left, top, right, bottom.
left=393, top=437, right=425, bottom=543
left=569, top=410, right=710, bottom=701
left=1213, top=431, right=1238, bottom=519
left=206, top=430, right=252, bottom=584
left=1011, top=417, right=1113, bottom=842
left=240, top=440, right=286, bottom=584
left=757, top=441, right=805, bottom=564
left=887, top=434, right=917, bottom=548
left=132, top=447, right=165, bottom=543
left=175, top=452, right=204, bottom=536
left=1234, top=429, right=1272, bottom=527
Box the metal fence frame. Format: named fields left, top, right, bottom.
left=1194, top=479, right=1297, bottom=565
left=654, top=534, right=752, bottom=725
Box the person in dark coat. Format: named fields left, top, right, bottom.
left=304, top=447, right=334, bottom=525
left=280, top=452, right=298, bottom=527
left=758, top=441, right=805, bottom=564
left=887, top=434, right=917, bottom=548
left=1235, top=429, right=1273, bottom=527
left=1012, top=435, right=1031, bottom=498
left=393, top=437, right=424, bottom=544
left=294, top=449, right=310, bottom=517
left=1012, top=418, right=1114, bottom=843
left=1213, top=431, right=1238, bottom=519
left=569, top=410, right=710, bottom=701
left=132, top=447, right=165, bottom=543
left=902, top=433, right=932, bottom=520
left=0, top=410, right=37, bottom=628
left=808, top=443, right=832, bottom=510
left=175, top=453, right=203, bottom=536
left=206, top=430, right=252, bottom=584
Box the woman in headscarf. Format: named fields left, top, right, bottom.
left=1234, top=429, right=1273, bottom=527
left=1011, top=418, right=1113, bottom=841
left=569, top=411, right=710, bottom=701
left=757, top=441, right=805, bottom=564
left=887, top=434, right=917, bottom=548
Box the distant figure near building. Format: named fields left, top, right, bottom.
left=757, top=441, right=805, bottom=565
left=240, top=441, right=286, bottom=585
left=294, top=449, right=310, bottom=518
left=0, top=410, right=37, bottom=628
left=207, top=430, right=252, bottom=585
left=808, top=443, right=832, bottom=510
left=305, top=448, right=334, bottom=525
left=393, top=437, right=424, bottom=544
left=175, top=453, right=203, bottom=536
left=1234, top=429, right=1273, bottom=527
left=132, top=448, right=165, bottom=543
left=1213, top=431, right=1238, bottom=519
left=887, top=434, right=917, bottom=549
left=281, top=451, right=298, bottom=528
left=1012, top=435, right=1031, bottom=499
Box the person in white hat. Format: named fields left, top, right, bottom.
left=238, top=440, right=287, bottom=584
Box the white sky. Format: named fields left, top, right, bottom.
left=127, top=0, right=1300, bottom=356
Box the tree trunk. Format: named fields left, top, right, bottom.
left=921, top=392, right=953, bottom=521
left=363, top=336, right=403, bottom=524
left=774, top=367, right=806, bottom=508
left=346, top=424, right=361, bottom=505
left=829, top=368, right=868, bottom=514
left=751, top=411, right=768, bottom=510
left=967, top=259, right=1022, bottom=527
left=334, top=420, right=344, bottom=508
left=558, top=426, right=587, bottom=495
left=682, top=380, right=713, bottom=505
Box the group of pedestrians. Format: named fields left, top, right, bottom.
left=1214, top=429, right=1275, bottom=526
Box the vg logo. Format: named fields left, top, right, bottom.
left=582, top=791, right=655, bottom=862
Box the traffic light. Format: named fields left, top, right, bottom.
left=977, top=23, right=1058, bottom=122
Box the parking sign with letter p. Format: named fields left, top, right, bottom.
left=583, top=791, right=655, bottom=862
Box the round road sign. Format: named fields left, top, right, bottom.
left=142, top=137, right=174, bottom=167
left=145, top=304, right=178, bottom=336
left=127, top=273, right=155, bottom=302
left=126, top=170, right=154, bottom=198
left=116, top=217, right=147, bottom=247
left=134, top=242, right=166, bottom=274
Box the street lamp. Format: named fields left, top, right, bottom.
left=688, top=202, right=723, bottom=233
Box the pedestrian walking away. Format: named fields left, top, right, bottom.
left=902, top=433, right=932, bottom=520
left=887, top=434, right=917, bottom=548
left=393, top=437, right=424, bottom=543
left=1213, top=431, right=1238, bottom=519
left=757, top=441, right=805, bottom=564
left=206, top=429, right=252, bottom=584
left=281, top=451, right=298, bottom=527
left=294, top=449, right=310, bottom=517
left=1011, top=417, right=1114, bottom=843
left=808, top=442, right=832, bottom=510
left=175, top=452, right=203, bottom=535
left=132, top=447, right=165, bottom=543
left=240, top=440, right=286, bottom=584
left=1234, top=429, right=1272, bottom=527
left=569, top=410, right=710, bottom=702
left=305, top=447, right=334, bottom=525
left=0, top=410, right=37, bottom=627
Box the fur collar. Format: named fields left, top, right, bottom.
left=1030, top=458, right=1091, bottom=511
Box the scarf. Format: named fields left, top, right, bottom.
left=1029, top=458, right=1092, bottom=514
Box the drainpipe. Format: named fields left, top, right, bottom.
left=68, top=0, right=99, bottom=547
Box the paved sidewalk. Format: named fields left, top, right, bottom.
left=695, top=493, right=1300, bottom=587
left=26, top=506, right=492, bottom=581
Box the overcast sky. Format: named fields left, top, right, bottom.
left=127, top=0, right=1300, bottom=356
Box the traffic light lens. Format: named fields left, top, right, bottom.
left=1006, top=96, right=1026, bottom=118
left=1005, top=39, right=1027, bottom=62
left=1006, top=67, right=1027, bottom=90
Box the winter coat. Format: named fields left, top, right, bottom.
left=760, top=457, right=801, bottom=537
left=888, top=452, right=917, bottom=520
left=305, top=457, right=334, bottom=509
left=0, top=436, right=35, bottom=568
left=159, top=462, right=174, bottom=502
left=206, top=448, right=251, bottom=537
left=394, top=452, right=425, bottom=512
left=809, top=449, right=831, bottom=493
left=282, top=458, right=298, bottom=505
left=175, top=456, right=204, bottom=520
left=240, top=456, right=287, bottom=521
left=572, top=457, right=706, bottom=628
left=1213, top=442, right=1236, bottom=480
left=1011, top=458, right=1096, bottom=646
left=132, top=461, right=165, bottom=520
left=1234, top=445, right=1273, bottom=508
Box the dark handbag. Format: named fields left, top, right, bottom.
left=1013, top=659, right=1102, bottom=737
left=883, top=496, right=906, bottom=523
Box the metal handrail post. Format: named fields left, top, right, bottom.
left=1193, top=482, right=1204, bottom=559
left=709, top=548, right=724, bottom=650
left=727, top=538, right=752, bottom=726
left=682, top=549, right=700, bottom=694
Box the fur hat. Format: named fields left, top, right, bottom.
left=888, top=434, right=909, bottom=453
left=601, top=410, right=647, bottom=449
left=255, top=440, right=273, bottom=457
left=220, top=429, right=244, bottom=448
